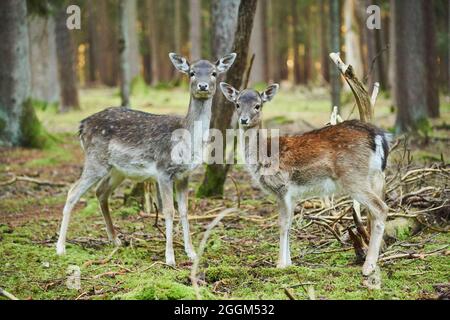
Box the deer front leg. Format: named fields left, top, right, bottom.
left=175, top=177, right=196, bottom=261
left=157, top=177, right=176, bottom=266
left=277, top=195, right=294, bottom=268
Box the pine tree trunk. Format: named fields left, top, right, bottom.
left=330, top=0, right=341, bottom=109
left=118, top=0, right=131, bottom=107
left=28, top=15, right=60, bottom=104
left=189, top=0, right=202, bottom=60
left=291, top=0, right=302, bottom=85
left=393, top=0, right=428, bottom=132
left=127, top=0, right=141, bottom=81
left=0, top=0, right=48, bottom=148
left=343, top=0, right=363, bottom=79
left=249, top=0, right=266, bottom=85
left=87, top=3, right=100, bottom=84
left=423, top=0, right=440, bottom=118
left=361, top=0, right=380, bottom=90
left=197, top=0, right=257, bottom=198
left=303, top=4, right=312, bottom=84
left=146, top=0, right=160, bottom=85
left=54, top=7, right=80, bottom=112
left=320, top=0, right=330, bottom=83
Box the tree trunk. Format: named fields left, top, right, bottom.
left=267, top=0, right=276, bottom=83
left=393, top=0, right=428, bottom=133
left=343, top=0, right=363, bottom=79
left=303, top=4, right=312, bottom=84
left=249, top=0, right=266, bottom=85
left=87, top=3, right=100, bottom=84
left=197, top=0, right=257, bottom=198
left=189, top=0, right=202, bottom=60
left=423, top=0, right=440, bottom=118
left=118, top=0, right=131, bottom=107
left=0, top=0, right=48, bottom=148
left=360, top=0, right=380, bottom=90
left=291, top=0, right=302, bottom=85
left=97, top=0, right=118, bottom=86
left=320, top=0, right=330, bottom=83
left=28, top=15, right=60, bottom=104
left=146, top=0, right=160, bottom=85
left=330, top=0, right=341, bottom=109
left=127, top=0, right=141, bottom=81
left=54, top=7, right=80, bottom=112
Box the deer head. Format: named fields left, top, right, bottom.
left=169, top=53, right=236, bottom=100
left=220, top=82, right=279, bottom=128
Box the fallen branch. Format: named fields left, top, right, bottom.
left=191, top=208, right=238, bottom=300
left=0, top=288, right=19, bottom=300
left=0, top=173, right=69, bottom=187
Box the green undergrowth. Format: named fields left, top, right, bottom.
left=1, top=202, right=448, bottom=300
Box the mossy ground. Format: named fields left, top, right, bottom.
left=0, top=87, right=449, bottom=300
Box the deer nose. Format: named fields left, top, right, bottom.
left=197, top=83, right=209, bottom=91
left=240, top=118, right=249, bottom=125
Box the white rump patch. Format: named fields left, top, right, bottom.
left=370, top=135, right=385, bottom=171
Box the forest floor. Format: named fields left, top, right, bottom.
left=1, top=86, right=449, bottom=300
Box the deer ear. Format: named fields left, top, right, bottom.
left=169, top=53, right=190, bottom=74
left=220, top=82, right=239, bottom=102
left=216, top=53, right=237, bottom=73
left=261, top=84, right=279, bottom=102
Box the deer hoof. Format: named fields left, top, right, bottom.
left=113, top=237, right=122, bottom=247
left=362, top=261, right=376, bottom=276
left=56, top=243, right=66, bottom=256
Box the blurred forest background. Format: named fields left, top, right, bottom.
left=0, top=0, right=449, bottom=300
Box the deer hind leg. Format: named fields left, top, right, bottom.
left=277, top=194, right=294, bottom=268
left=56, top=165, right=106, bottom=255
left=96, top=170, right=124, bottom=246
left=357, top=191, right=388, bottom=277
left=157, top=176, right=176, bottom=266
left=175, top=177, right=196, bottom=261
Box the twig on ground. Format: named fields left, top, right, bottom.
left=190, top=208, right=238, bottom=300
left=0, top=288, right=19, bottom=300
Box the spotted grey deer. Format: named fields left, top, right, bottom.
left=220, top=82, right=391, bottom=280
left=56, top=53, right=236, bottom=266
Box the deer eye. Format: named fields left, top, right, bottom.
left=212, top=71, right=217, bottom=77
left=189, top=71, right=195, bottom=77
left=254, top=104, right=261, bottom=111
left=236, top=104, right=240, bottom=109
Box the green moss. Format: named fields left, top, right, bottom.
left=196, top=165, right=227, bottom=198
left=115, top=277, right=214, bottom=300
left=19, top=99, right=55, bottom=149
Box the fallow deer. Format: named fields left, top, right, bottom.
left=220, top=82, right=391, bottom=281
left=56, top=53, right=236, bottom=266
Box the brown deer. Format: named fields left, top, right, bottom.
left=56, top=53, right=236, bottom=266
left=220, top=82, right=391, bottom=280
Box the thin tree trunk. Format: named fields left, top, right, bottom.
left=423, top=0, right=440, bottom=118
left=87, top=3, right=100, bottom=84
left=127, top=0, right=140, bottom=81
left=147, top=0, right=160, bottom=85
left=54, top=7, right=80, bottom=112
left=249, top=0, right=266, bottom=85
left=0, top=0, right=48, bottom=148
left=320, top=0, right=330, bottom=83
left=267, top=0, right=276, bottom=82
left=361, top=0, right=380, bottom=90
left=118, top=0, right=131, bottom=107
left=303, top=4, right=312, bottom=84
left=190, top=0, right=202, bottom=60
left=28, top=15, right=60, bottom=104
left=330, top=0, right=341, bottom=109
left=343, top=0, right=363, bottom=79
left=393, top=0, right=428, bottom=132
left=291, top=0, right=302, bottom=85
left=197, top=0, right=257, bottom=198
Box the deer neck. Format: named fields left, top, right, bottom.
left=184, top=96, right=212, bottom=135
left=240, top=122, right=263, bottom=166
